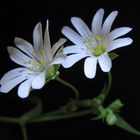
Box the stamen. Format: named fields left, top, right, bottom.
left=90, top=34, right=94, bottom=38
left=84, top=33, right=106, bottom=57
left=23, top=61, right=28, bottom=64
left=40, top=50, right=46, bottom=55
left=35, top=65, right=40, bottom=69
left=28, top=67, right=33, bottom=71
left=38, top=55, right=43, bottom=59
left=83, top=40, right=87, bottom=44
left=41, top=61, right=46, bottom=66
left=95, top=35, right=101, bottom=41
left=88, top=41, right=93, bottom=46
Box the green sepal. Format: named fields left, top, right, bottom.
left=115, top=114, right=140, bottom=136
left=49, top=65, right=60, bottom=80
left=106, top=109, right=117, bottom=125
left=107, top=99, right=124, bottom=112
left=20, top=97, right=43, bottom=123
left=108, top=53, right=119, bottom=60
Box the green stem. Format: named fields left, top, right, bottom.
left=0, top=116, right=28, bottom=140
left=98, top=72, right=112, bottom=103
left=43, top=109, right=64, bottom=116
left=56, top=77, right=79, bottom=100
left=29, top=109, right=94, bottom=123
left=20, top=124, right=28, bottom=140
left=0, top=116, right=19, bottom=123
left=104, top=72, right=112, bottom=100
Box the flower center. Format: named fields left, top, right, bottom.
left=83, top=34, right=106, bottom=57
left=23, top=50, right=47, bottom=71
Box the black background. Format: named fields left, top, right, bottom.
left=0, top=0, right=140, bottom=140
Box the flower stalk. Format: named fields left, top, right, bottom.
left=56, top=77, right=79, bottom=100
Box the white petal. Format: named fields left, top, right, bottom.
left=102, top=11, right=118, bottom=35
left=0, top=75, right=28, bottom=93
left=84, top=57, right=97, bottom=79
left=14, top=37, right=34, bottom=57
left=44, top=20, right=52, bottom=61
left=52, top=38, right=66, bottom=56
left=71, top=17, right=92, bottom=41
left=92, top=8, right=104, bottom=35
left=52, top=54, right=66, bottom=65
left=7, top=47, right=34, bottom=67
left=108, top=38, right=133, bottom=52
left=18, top=79, right=32, bottom=98
left=62, top=26, right=83, bottom=45
left=108, top=27, right=132, bottom=40
left=98, top=52, right=112, bottom=72
left=33, top=22, right=43, bottom=51
left=64, top=45, right=84, bottom=54
left=31, top=71, right=46, bottom=89
left=62, top=53, right=87, bottom=68
left=0, top=68, right=31, bottom=85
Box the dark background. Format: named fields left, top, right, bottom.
left=0, top=0, right=140, bottom=140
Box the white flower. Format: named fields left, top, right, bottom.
left=0, top=20, right=66, bottom=98
left=62, top=8, right=133, bottom=79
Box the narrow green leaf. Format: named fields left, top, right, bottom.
left=109, top=53, right=119, bottom=60
left=115, top=114, right=140, bottom=136
left=20, top=97, right=43, bottom=122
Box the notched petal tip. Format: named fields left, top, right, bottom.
left=0, top=88, right=8, bottom=93
left=59, top=38, right=67, bottom=44
left=97, top=8, right=104, bottom=13
left=61, top=26, right=71, bottom=35
left=71, top=17, right=81, bottom=24
left=14, top=37, right=24, bottom=46
left=35, top=22, right=42, bottom=28
left=112, top=11, right=118, bottom=15
left=127, top=38, right=133, bottom=44
left=14, top=37, right=19, bottom=43
left=31, top=72, right=46, bottom=89
left=7, top=46, right=13, bottom=54
left=128, top=27, right=133, bottom=31
left=18, top=79, right=32, bottom=98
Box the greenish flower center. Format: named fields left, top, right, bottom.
left=23, top=50, right=47, bottom=71
left=83, top=34, right=106, bottom=57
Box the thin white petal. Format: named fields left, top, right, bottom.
left=14, top=37, right=34, bottom=57
left=0, top=75, right=28, bottom=93
left=51, top=54, right=66, bottom=65
left=18, top=79, right=32, bottom=98
left=108, top=38, right=133, bottom=52
left=108, top=27, right=132, bottom=40
left=33, top=22, right=43, bottom=51
left=0, top=68, right=31, bottom=85
left=52, top=38, right=66, bottom=56
left=31, top=71, right=46, bottom=89
left=62, top=53, right=87, bottom=68
left=102, top=11, right=118, bottom=35
left=98, top=52, right=112, bottom=72
left=62, top=26, right=83, bottom=45
left=64, top=45, right=84, bottom=54
left=84, top=57, right=97, bottom=79
left=71, top=17, right=92, bottom=41
left=92, top=8, right=104, bottom=35
left=44, top=20, right=52, bottom=61
left=8, top=47, right=34, bottom=67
